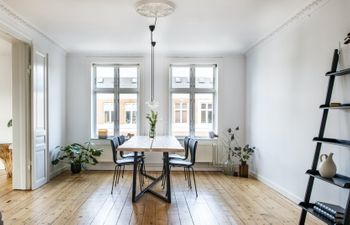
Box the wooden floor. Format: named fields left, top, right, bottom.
left=0, top=170, right=323, bottom=225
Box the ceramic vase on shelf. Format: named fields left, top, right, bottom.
left=223, top=153, right=234, bottom=175
left=319, top=153, right=337, bottom=178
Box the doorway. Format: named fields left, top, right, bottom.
left=0, top=29, right=49, bottom=190
left=0, top=37, right=12, bottom=188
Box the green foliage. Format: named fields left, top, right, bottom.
left=52, top=142, right=103, bottom=166
left=146, top=110, right=158, bottom=131
left=232, top=144, right=255, bottom=163
left=224, top=126, right=255, bottom=163
left=7, top=119, right=12, bottom=128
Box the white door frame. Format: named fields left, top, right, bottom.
left=11, top=40, right=32, bottom=189
left=0, top=23, right=46, bottom=189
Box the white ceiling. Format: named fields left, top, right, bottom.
left=3, top=0, right=314, bottom=54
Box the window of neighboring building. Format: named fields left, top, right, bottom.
left=92, top=64, right=139, bottom=137
left=170, top=64, right=217, bottom=138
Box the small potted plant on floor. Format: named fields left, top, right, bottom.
left=230, top=127, right=255, bottom=178
left=52, top=142, right=103, bottom=173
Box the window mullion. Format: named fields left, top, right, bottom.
left=190, top=65, right=195, bottom=136
left=114, top=66, right=119, bottom=136
left=93, top=65, right=97, bottom=137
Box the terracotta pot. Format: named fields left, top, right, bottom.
left=239, top=162, right=249, bottom=178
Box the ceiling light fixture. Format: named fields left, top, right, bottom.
left=135, top=0, right=176, bottom=105
left=135, top=0, right=176, bottom=18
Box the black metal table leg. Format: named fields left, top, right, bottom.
left=164, top=152, right=171, bottom=203
left=132, top=151, right=138, bottom=202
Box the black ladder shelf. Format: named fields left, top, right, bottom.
left=299, top=49, right=350, bottom=225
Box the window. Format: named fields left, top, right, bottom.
left=104, top=103, right=114, bottom=123
left=200, top=103, right=213, bottom=124
left=170, top=65, right=216, bottom=138
left=93, top=64, right=139, bottom=137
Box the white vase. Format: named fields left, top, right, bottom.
left=319, top=153, right=337, bottom=178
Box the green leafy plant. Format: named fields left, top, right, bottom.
left=227, top=126, right=255, bottom=164
left=146, top=110, right=158, bottom=137
left=233, top=144, right=255, bottom=164
left=52, top=142, right=103, bottom=166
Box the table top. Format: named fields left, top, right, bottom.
left=118, top=136, right=184, bottom=153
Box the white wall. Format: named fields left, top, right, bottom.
left=0, top=3, right=67, bottom=186
left=0, top=38, right=12, bottom=144
left=246, top=0, right=350, bottom=207
left=66, top=53, right=246, bottom=165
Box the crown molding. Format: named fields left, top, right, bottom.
left=245, top=0, right=331, bottom=54
left=0, top=1, right=66, bottom=52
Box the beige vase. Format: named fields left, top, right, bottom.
left=319, top=153, right=337, bottom=178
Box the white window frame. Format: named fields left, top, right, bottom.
left=174, top=102, right=189, bottom=123
left=200, top=102, right=213, bottom=124
left=92, top=64, right=140, bottom=137
left=125, top=103, right=137, bottom=125
left=169, top=64, right=217, bottom=138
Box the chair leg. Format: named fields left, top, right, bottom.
left=184, top=167, right=187, bottom=180
left=111, top=165, right=117, bottom=194
left=191, top=167, right=198, bottom=198
left=116, top=165, right=121, bottom=185
left=187, top=168, right=192, bottom=189
left=122, top=165, right=125, bottom=178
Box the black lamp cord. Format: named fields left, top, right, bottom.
left=149, top=16, right=157, bottom=102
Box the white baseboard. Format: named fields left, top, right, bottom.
left=249, top=171, right=302, bottom=204
left=49, top=165, right=68, bottom=180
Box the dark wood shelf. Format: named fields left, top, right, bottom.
left=299, top=202, right=342, bottom=225
left=313, top=137, right=350, bottom=147
left=326, top=68, right=350, bottom=77
left=320, top=104, right=350, bottom=109
left=306, top=170, right=350, bottom=188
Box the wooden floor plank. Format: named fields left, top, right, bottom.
left=0, top=171, right=324, bottom=225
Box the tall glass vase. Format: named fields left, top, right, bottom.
left=149, top=126, right=156, bottom=138
left=223, top=152, right=234, bottom=175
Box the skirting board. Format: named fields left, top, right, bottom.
left=249, top=170, right=302, bottom=204
left=49, top=165, right=68, bottom=180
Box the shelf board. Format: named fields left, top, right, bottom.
left=320, top=104, right=350, bottom=109
left=326, top=68, right=350, bottom=77
left=306, top=170, right=350, bottom=188
left=313, top=137, right=350, bottom=147
left=299, top=202, right=342, bottom=225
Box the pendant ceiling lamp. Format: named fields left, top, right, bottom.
left=135, top=0, right=176, bottom=106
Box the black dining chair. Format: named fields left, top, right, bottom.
left=118, top=135, right=143, bottom=158
left=169, top=136, right=190, bottom=160
left=169, top=138, right=198, bottom=197
left=117, top=135, right=146, bottom=180
left=110, top=137, right=142, bottom=194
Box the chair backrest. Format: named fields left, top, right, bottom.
left=117, top=135, right=126, bottom=158
left=183, top=136, right=190, bottom=159
left=110, top=137, right=119, bottom=163
left=188, top=138, right=198, bottom=165
left=118, top=135, right=126, bottom=145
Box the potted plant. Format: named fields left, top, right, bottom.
left=52, top=142, right=103, bottom=173
left=146, top=110, right=158, bottom=138
left=230, top=127, right=255, bottom=177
